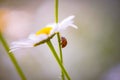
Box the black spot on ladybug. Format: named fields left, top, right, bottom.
left=61, top=37, right=67, bottom=48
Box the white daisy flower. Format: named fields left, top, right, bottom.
left=9, top=15, right=78, bottom=52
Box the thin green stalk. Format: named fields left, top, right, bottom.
left=0, top=32, right=26, bottom=80
left=47, top=40, right=71, bottom=80
left=54, top=0, right=65, bottom=79
left=54, top=0, right=58, bottom=23
left=57, top=32, right=65, bottom=80
left=57, top=33, right=63, bottom=64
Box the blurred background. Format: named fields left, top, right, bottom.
left=0, top=0, right=120, bottom=80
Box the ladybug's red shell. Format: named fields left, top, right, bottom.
left=61, top=37, right=67, bottom=48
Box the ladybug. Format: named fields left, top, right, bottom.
left=61, top=37, right=67, bottom=48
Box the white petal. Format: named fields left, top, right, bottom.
left=10, top=33, right=49, bottom=52
left=9, top=39, right=34, bottom=52
left=45, top=23, right=59, bottom=35
left=46, top=23, right=57, bottom=28
left=10, top=44, right=33, bottom=49
left=61, top=16, right=75, bottom=24
left=58, top=15, right=78, bottom=31
left=60, top=15, right=75, bottom=27
left=28, top=33, right=48, bottom=43
left=49, top=24, right=59, bottom=35
left=69, top=24, right=78, bottom=29
left=10, top=46, right=32, bottom=52
left=11, top=40, right=33, bottom=45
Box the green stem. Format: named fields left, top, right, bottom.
left=57, top=33, right=63, bottom=64
left=47, top=40, right=71, bottom=80
left=54, top=0, right=65, bottom=79
left=54, top=0, right=58, bottom=23
left=0, top=33, right=26, bottom=80
left=57, top=32, right=65, bottom=80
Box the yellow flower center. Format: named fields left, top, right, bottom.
left=36, top=27, right=52, bottom=35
